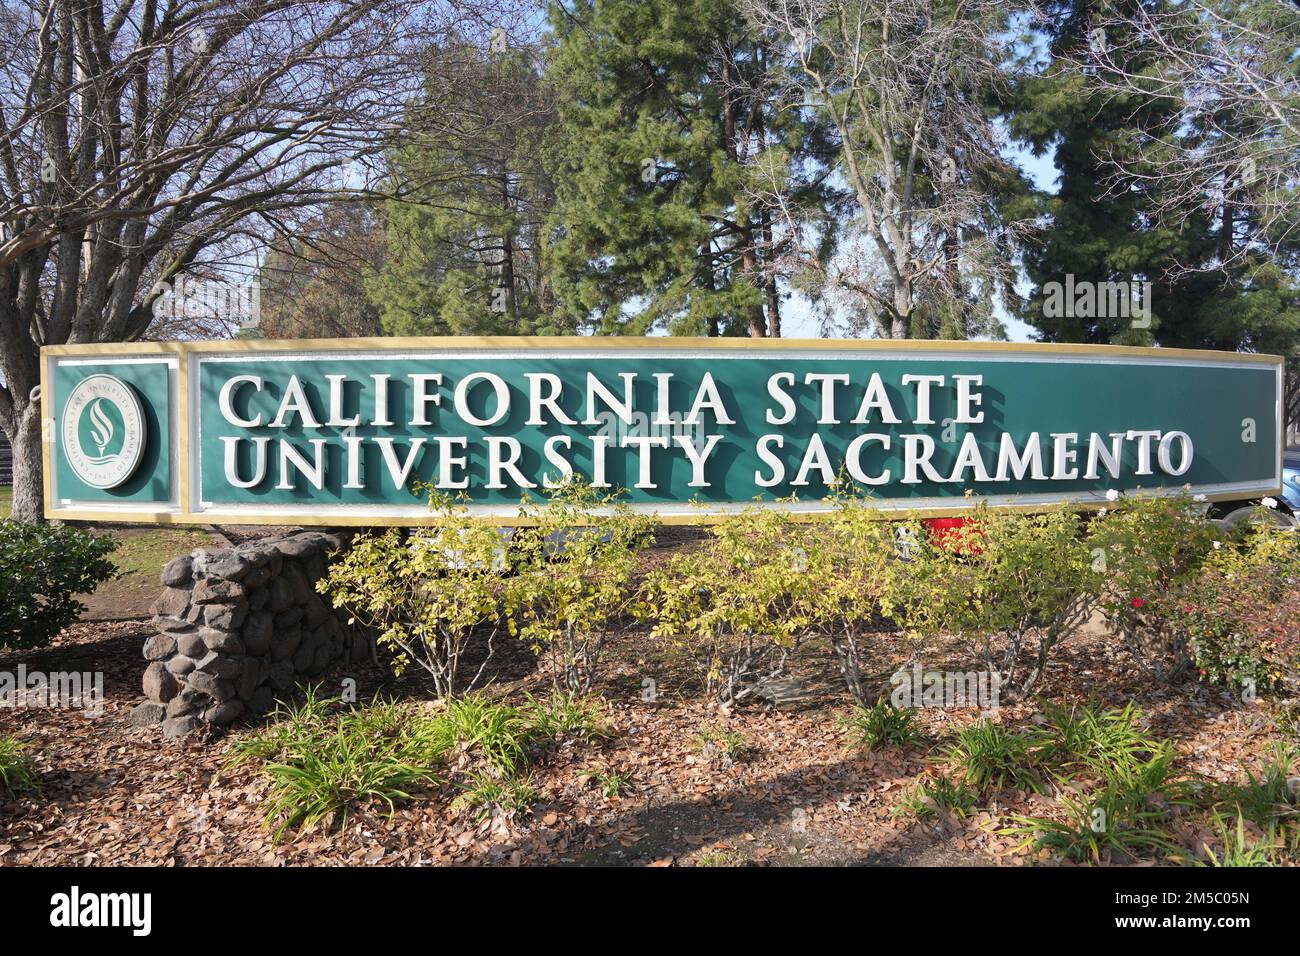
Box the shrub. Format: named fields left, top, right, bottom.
left=421, top=693, right=533, bottom=777
left=641, top=505, right=817, bottom=706
left=1086, top=492, right=1220, bottom=680
left=808, top=495, right=913, bottom=703
left=0, top=736, right=40, bottom=798
left=522, top=690, right=612, bottom=741
left=1197, top=812, right=1281, bottom=867
left=1170, top=525, right=1300, bottom=695
left=232, top=696, right=442, bottom=840
left=1032, top=700, right=1163, bottom=780
left=320, top=494, right=517, bottom=698
left=944, top=719, right=1045, bottom=793
left=510, top=480, right=654, bottom=693
left=901, top=504, right=1101, bottom=697
left=0, top=521, right=116, bottom=649
left=1007, top=785, right=1182, bottom=863
left=1214, top=743, right=1299, bottom=828
left=893, top=772, right=980, bottom=819
left=452, top=773, right=541, bottom=822
left=838, top=700, right=925, bottom=752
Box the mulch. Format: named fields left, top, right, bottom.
left=1, top=601, right=1293, bottom=866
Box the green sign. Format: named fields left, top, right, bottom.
left=42, top=338, right=1283, bottom=525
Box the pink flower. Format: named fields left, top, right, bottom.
left=1131, top=598, right=1146, bottom=608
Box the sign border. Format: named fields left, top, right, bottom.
left=41, top=336, right=1286, bottom=526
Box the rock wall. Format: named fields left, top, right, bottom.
left=131, top=530, right=367, bottom=737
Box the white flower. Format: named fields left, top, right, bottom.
left=1263, top=497, right=1278, bottom=509
left=1213, top=541, right=1222, bottom=550
left=1193, top=493, right=1207, bottom=503
left=1105, top=489, right=1120, bottom=502
left=1097, top=507, right=1108, bottom=517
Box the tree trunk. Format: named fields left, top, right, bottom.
left=4, top=399, right=43, bottom=523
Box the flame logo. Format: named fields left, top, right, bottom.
left=88, top=398, right=115, bottom=457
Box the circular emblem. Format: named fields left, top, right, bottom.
left=61, top=374, right=146, bottom=489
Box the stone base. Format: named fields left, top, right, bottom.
left=135, top=530, right=368, bottom=737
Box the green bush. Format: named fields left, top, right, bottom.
left=319, top=493, right=518, bottom=698
left=1086, top=492, right=1220, bottom=679
left=1171, top=526, right=1300, bottom=695
left=901, top=504, right=1101, bottom=697
left=808, top=495, right=914, bottom=703
left=0, top=736, right=40, bottom=798
left=0, top=521, right=116, bottom=649
left=641, top=505, right=817, bottom=706
left=510, top=480, right=654, bottom=694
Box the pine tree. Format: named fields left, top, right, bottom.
left=1005, top=0, right=1300, bottom=351
left=368, top=38, right=557, bottom=335
left=544, top=0, right=824, bottom=336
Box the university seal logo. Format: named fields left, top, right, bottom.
left=61, top=374, right=146, bottom=489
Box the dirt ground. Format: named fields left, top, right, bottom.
left=0, top=530, right=1296, bottom=867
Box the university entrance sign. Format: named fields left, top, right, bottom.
left=41, top=337, right=1283, bottom=525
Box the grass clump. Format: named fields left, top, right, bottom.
left=839, top=700, right=926, bottom=752
left=0, top=736, right=40, bottom=797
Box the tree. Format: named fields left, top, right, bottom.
left=1005, top=1, right=1300, bottom=353
left=368, top=35, right=558, bottom=335
left=0, top=0, right=510, bottom=522
left=1082, top=0, right=1299, bottom=268
left=544, top=0, right=823, bottom=337
left=256, top=203, right=385, bottom=339
left=740, top=0, right=1032, bottom=339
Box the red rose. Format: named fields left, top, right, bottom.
left=1131, top=598, right=1146, bottom=608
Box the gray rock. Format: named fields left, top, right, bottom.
left=154, top=616, right=195, bottom=635
left=129, top=701, right=167, bottom=727
left=242, top=612, right=274, bottom=656
left=166, top=694, right=199, bottom=717
left=282, top=564, right=313, bottom=605
left=203, top=699, right=245, bottom=725
left=351, top=633, right=371, bottom=662
left=206, top=552, right=252, bottom=582
left=303, top=593, right=330, bottom=628
left=271, top=627, right=302, bottom=663
left=193, top=651, right=243, bottom=679
left=191, top=578, right=248, bottom=605
left=160, top=555, right=194, bottom=588
left=151, top=587, right=191, bottom=619
left=235, top=658, right=262, bottom=701
left=162, top=715, right=203, bottom=738
left=292, top=640, right=315, bottom=672
left=165, top=655, right=197, bottom=677
left=200, top=627, right=245, bottom=654
left=304, top=555, right=326, bottom=582
left=266, top=661, right=295, bottom=692
left=276, top=537, right=319, bottom=559
left=177, top=631, right=208, bottom=658
left=143, top=662, right=179, bottom=703
left=203, top=602, right=247, bottom=631
left=143, top=633, right=177, bottom=661
left=248, top=587, right=270, bottom=611
left=186, top=672, right=236, bottom=701
left=243, top=566, right=272, bottom=589
left=273, top=606, right=303, bottom=630
left=269, top=578, right=293, bottom=613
